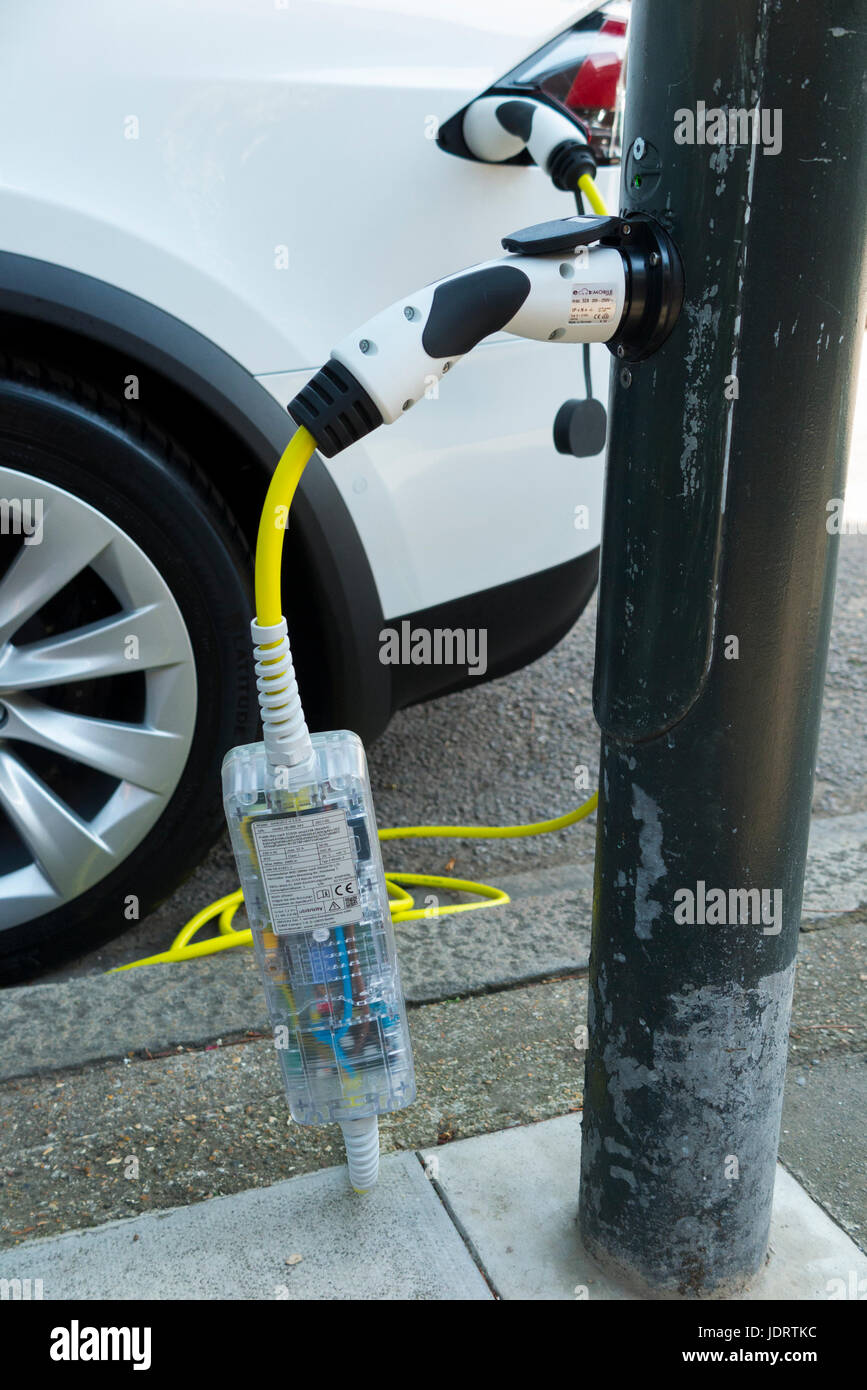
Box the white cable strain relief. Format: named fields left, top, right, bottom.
left=251, top=616, right=314, bottom=769
left=340, top=1116, right=380, bottom=1193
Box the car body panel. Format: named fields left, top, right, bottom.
left=1, top=0, right=612, bottom=616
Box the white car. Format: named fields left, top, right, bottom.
left=0, top=0, right=628, bottom=977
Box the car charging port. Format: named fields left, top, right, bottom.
left=501, top=211, right=684, bottom=363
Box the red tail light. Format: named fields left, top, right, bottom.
left=496, top=2, right=630, bottom=163
left=437, top=2, right=630, bottom=169
left=565, top=51, right=623, bottom=114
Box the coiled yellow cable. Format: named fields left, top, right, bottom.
left=113, top=786, right=598, bottom=970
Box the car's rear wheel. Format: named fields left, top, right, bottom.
left=0, top=365, right=257, bottom=981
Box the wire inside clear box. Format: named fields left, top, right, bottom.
left=222, top=731, right=416, bottom=1125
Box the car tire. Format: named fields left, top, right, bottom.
left=0, top=360, right=258, bottom=981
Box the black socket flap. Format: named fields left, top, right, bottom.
left=502, top=215, right=622, bottom=256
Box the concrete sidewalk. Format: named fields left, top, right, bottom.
left=1, top=774, right=864, bottom=1301
left=1, top=1113, right=864, bottom=1300
left=0, top=810, right=864, bottom=1275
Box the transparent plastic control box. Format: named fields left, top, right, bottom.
left=222, top=731, right=416, bottom=1126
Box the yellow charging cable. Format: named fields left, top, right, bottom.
left=114, top=178, right=611, bottom=973
left=255, top=425, right=317, bottom=628
left=113, top=783, right=599, bottom=969
left=379, top=795, right=597, bottom=844
left=578, top=172, right=608, bottom=216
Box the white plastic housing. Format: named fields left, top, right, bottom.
left=223, top=731, right=416, bottom=1126
left=331, top=245, right=626, bottom=425
left=462, top=95, right=527, bottom=162
left=462, top=95, right=588, bottom=171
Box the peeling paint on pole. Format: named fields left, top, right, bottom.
left=631, top=786, right=665, bottom=940
left=578, top=0, right=867, bottom=1294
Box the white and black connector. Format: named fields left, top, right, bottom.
left=288, top=212, right=684, bottom=456
left=461, top=94, right=598, bottom=191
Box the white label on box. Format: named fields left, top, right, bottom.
left=569, top=286, right=617, bottom=324
left=251, top=808, right=362, bottom=935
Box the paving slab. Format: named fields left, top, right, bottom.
left=0, top=953, right=269, bottom=1082
left=421, top=1113, right=867, bottom=1300
left=398, top=887, right=591, bottom=1001
left=801, top=812, right=867, bottom=920
left=5, top=1109, right=860, bottom=1303
left=0, top=1149, right=491, bottom=1300
left=779, top=1051, right=867, bottom=1246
